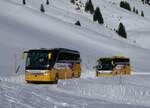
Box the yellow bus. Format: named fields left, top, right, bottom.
left=95, top=56, right=131, bottom=76
left=24, top=48, right=81, bottom=83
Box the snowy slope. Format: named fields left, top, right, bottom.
left=90, top=0, right=150, bottom=49
left=0, top=75, right=150, bottom=108
left=0, top=0, right=150, bottom=76
left=1, top=0, right=150, bottom=107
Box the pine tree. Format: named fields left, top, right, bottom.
left=136, top=9, right=138, bottom=14
left=85, top=0, right=94, bottom=14
left=120, top=1, right=131, bottom=11
left=117, top=23, right=127, bottom=39
left=75, top=20, right=81, bottom=26
left=120, top=1, right=124, bottom=8
left=89, top=0, right=94, bottom=14
left=46, top=0, right=49, bottom=5
left=85, top=1, right=90, bottom=12
left=93, top=7, right=104, bottom=24
left=125, top=1, right=131, bottom=11
left=147, top=0, right=150, bottom=4
left=23, top=0, right=26, bottom=5
left=145, top=0, right=150, bottom=4
left=40, top=4, right=45, bottom=13
left=133, top=6, right=135, bottom=13
left=141, top=0, right=144, bottom=4
left=141, top=10, right=144, bottom=17
left=70, top=0, right=75, bottom=4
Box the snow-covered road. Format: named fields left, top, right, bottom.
left=1, top=0, right=150, bottom=107
left=0, top=74, right=150, bottom=108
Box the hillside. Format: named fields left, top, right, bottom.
left=0, top=0, right=150, bottom=76
left=0, top=0, right=150, bottom=107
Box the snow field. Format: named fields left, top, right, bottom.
left=57, top=75, right=150, bottom=107
left=0, top=0, right=150, bottom=107
left=1, top=75, right=150, bottom=108
left=1, top=0, right=150, bottom=76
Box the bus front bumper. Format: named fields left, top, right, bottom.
left=25, top=72, right=54, bottom=82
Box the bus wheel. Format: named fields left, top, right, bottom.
left=72, top=73, right=74, bottom=78
left=26, top=81, right=32, bottom=83
left=54, top=74, right=58, bottom=84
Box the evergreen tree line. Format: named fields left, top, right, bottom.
left=119, top=1, right=145, bottom=17
left=133, top=6, right=144, bottom=17
left=84, top=0, right=104, bottom=24
left=141, top=0, right=150, bottom=5
left=23, top=0, right=128, bottom=39
left=70, top=0, right=85, bottom=10
left=84, top=0, right=127, bottom=39
left=120, top=1, right=131, bottom=11
left=22, top=0, right=50, bottom=13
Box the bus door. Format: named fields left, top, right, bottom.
left=54, top=62, right=73, bottom=79
left=113, top=59, right=130, bottom=75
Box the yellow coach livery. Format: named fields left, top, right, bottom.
left=24, top=48, right=81, bottom=83
left=95, top=56, right=131, bottom=76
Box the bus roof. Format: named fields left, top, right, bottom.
left=24, top=48, right=80, bottom=54
left=97, top=56, right=129, bottom=61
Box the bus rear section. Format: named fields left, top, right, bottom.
left=96, top=56, right=131, bottom=76
left=54, top=49, right=81, bottom=79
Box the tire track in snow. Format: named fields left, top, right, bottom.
left=0, top=83, right=34, bottom=108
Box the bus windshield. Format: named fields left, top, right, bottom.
left=97, top=59, right=113, bottom=70
left=26, top=51, right=53, bottom=70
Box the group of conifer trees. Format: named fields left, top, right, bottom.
left=120, top=1, right=145, bottom=17
left=118, top=0, right=147, bottom=38
left=84, top=0, right=127, bottom=39
left=22, top=0, right=140, bottom=39
left=85, top=0, right=104, bottom=24
left=120, top=1, right=131, bottom=11
left=22, top=0, right=50, bottom=13
left=141, top=0, right=150, bottom=5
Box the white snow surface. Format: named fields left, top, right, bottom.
left=0, top=0, right=150, bottom=107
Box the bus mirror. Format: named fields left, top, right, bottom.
left=93, top=65, right=96, bottom=69
left=97, top=64, right=102, bottom=69
left=79, top=59, right=82, bottom=62
left=112, top=61, right=116, bottom=66
left=22, top=52, right=27, bottom=60
left=48, top=53, right=52, bottom=60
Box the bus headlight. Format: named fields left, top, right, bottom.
left=41, top=70, right=48, bottom=73
left=44, top=72, right=48, bottom=75
left=41, top=70, right=48, bottom=75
